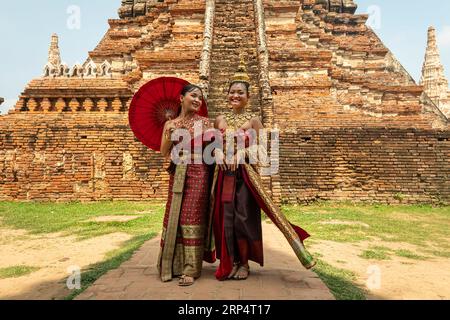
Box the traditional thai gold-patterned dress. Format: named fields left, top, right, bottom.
left=157, top=114, right=215, bottom=282
left=209, top=112, right=315, bottom=281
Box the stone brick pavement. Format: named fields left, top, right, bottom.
left=75, top=221, right=334, bottom=300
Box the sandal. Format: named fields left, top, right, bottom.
left=233, top=265, right=250, bottom=280
left=178, top=275, right=194, bottom=287
left=228, top=263, right=240, bottom=279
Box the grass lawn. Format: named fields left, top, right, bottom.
left=1, top=201, right=448, bottom=300
left=311, top=258, right=366, bottom=300
left=0, top=266, right=41, bottom=279
left=0, top=201, right=165, bottom=240
left=282, top=202, right=450, bottom=248
left=0, top=201, right=165, bottom=299
left=282, top=202, right=450, bottom=300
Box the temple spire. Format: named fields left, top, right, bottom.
left=47, top=33, right=61, bottom=66
left=420, top=26, right=450, bottom=117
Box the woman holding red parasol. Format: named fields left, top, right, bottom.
left=210, top=59, right=316, bottom=281
left=129, top=78, right=214, bottom=286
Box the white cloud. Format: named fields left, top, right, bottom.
left=437, top=25, right=450, bottom=48
left=0, top=99, right=18, bottom=115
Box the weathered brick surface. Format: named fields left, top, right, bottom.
left=0, top=113, right=169, bottom=201
left=0, top=0, right=448, bottom=203
left=279, top=129, right=449, bottom=204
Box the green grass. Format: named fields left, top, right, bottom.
left=0, top=201, right=165, bottom=240
left=1, top=201, right=448, bottom=301
left=395, top=249, right=428, bottom=260
left=0, top=201, right=166, bottom=300
left=0, top=266, right=40, bottom=279
left=284, top=202, right=449, bottom=299
left=358, top=246, right=428, bottom=261
left=283, top=202, right=450, bottom=248
left=312, top=259, right=367, bottom=300
left=359, top=249, right=391, bottom=260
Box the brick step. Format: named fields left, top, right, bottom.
left=207, top=0, right=263, bottom=112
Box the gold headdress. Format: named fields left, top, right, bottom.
left=230, top=54, right=251, bottom=85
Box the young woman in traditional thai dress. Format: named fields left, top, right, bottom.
left=157, top=84, right=215, bottom=286
left=210, top=61, right=316, bottom=281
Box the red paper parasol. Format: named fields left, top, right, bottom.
left=129, top=77, right=208, bottom=151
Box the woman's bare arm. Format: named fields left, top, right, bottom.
left=160, top=120, right=176, bottom=158
left=250, top=117, right=264, bottom=134
left=214, top=115, right=227, bottom=130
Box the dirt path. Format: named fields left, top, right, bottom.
left=310, top=240, right=450, bottom=300
left=0, top=226, right=132, bottom=300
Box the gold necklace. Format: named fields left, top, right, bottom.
left=174, top=114, right=199, bottom=134
left=225, top=111, right=256, bottom=129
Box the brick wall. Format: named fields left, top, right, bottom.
left=279, top=129, right=449, bottom=204
left=0, top=114, right=169, bottom=202
left=0, top=0, right=448, bottom=204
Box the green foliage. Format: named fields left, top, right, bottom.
left=393, top=193, right=405, bottom=202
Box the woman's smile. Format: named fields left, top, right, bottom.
left=228, top=83, right=249, bottom=110
left=230, top=98, right=241, bottom=106
left=182, top=88, right=203, bottom=113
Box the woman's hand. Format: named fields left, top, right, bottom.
left=160, top=120, right=176, bottom=158
left=227, top=150, right=245, bottom=172
left=214, top=149, right=228, bottom=171
left=214, top=115, right=227, bottom=131
left=164, top=121, right=176, bottom=139
left=215, top=150, right=242, bottom=172
left=229, top=154, right=238, bottom=172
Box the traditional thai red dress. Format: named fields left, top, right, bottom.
left=209, top=112, right=315, bottom=281
left=157, top=114, right=215, bottom=282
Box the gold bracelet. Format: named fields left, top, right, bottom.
left=164, top=129, right=173, bottom=140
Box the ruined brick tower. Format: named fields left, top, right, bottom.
left=1, top=0, right=449, bottom=203
left=420, top=26, right=450, bottom=118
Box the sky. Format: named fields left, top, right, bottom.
left=1, top=0, right=449, bottom=115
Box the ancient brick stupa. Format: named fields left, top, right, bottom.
left=0, top=0, right=448, bottom=203
left=420, top=26, right=450, bottom=118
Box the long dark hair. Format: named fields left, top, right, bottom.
left=181, top=84, right=204, bottom=97
left=228, top=81, right=250, bottom=97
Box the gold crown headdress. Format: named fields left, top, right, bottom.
left=230, top=54, right=251, bottom=85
